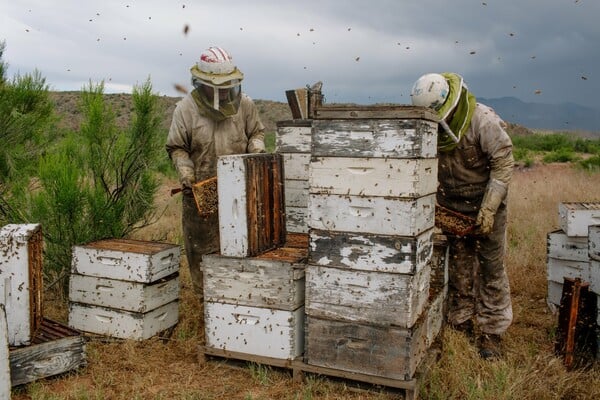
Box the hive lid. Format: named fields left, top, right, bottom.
left=312, top=105, right=439, bottom=121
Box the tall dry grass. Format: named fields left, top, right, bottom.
left=11, top=163, right=600, bottom=400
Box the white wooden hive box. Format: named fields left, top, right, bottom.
left=281, top=153, right=310, bottom=181
left=275, top=120, right=312, bottom=153
left=547, top=257, right=597, bottom=293
left=71, top=239, right=180, bottom=283
left=69, top=272, right=179, bottom=313
left=217, top=153, right=286, bottom=257
left=309, top=157, right=437, bottom=198
left=311, top=106, right=438, bottom=159
left=203, top=246, right=306, bottom=311
left=204, top=302, right=304, bottom=360
left=558, top=202, right=600, bottom=237
left=284, top=180, right=309, bottom=234
left=547, top=230, right=589, bottom=262
left=308, top=193, right=435, bottom=236
left=305, top=263, right=431, bottom=329
left=68, top=300, right=178, bottom=340
left=589, top=225, right=600, bottom=261
left=308, top=228, right=433, bottom=275
left=0, top=223, right=43, bottom=346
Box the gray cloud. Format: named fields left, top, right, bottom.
left=1, top=0, right=598, bottom=110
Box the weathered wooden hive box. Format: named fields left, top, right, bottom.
left=589, top=225, right=600, bottom=328
left=306, top=285, right=444, bottom=381
left=69, top=239, right=180, bottom=340
left=276, top=120, right=312, bottom=234
left=304, top=105, right=441, bottom=380
left=546, top=229, right=591, bottom=307
left=203, top=237, right=307, bottom=360
left=0, top=223, right=43, bottom=346
left=218, top=153, right=286, bottom=257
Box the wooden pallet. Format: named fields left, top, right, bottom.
left=199, top=344, right=441, bottom=400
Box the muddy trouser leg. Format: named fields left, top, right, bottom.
left=182, top=193, right=220, bottom=300
left=447, top=235, right=478, bottom=326
left=474, top=206, right=513, bottom=335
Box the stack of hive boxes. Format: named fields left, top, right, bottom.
left=304, top=105, right=444, bottom=381
left=275, top=120, right=312, bottom=234
left=546, top=202, right=600, bottom=357
left=203, top=153, right=307, bottom=361
left=69, top=239, right=181, bottom=340
left=1, top=224, right=86, bottom=387
left=0, top=224, right=43, bottom=347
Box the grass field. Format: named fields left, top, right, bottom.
left=9, top=162, right=600, bottom=400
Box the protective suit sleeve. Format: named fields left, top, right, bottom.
left=243, top=96, right=266, bottom=153
left=166, top=106, right=196, bottom=188
left=476, top=147, right=513, bottom=235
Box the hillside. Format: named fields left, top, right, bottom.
left=49, top=92, right=292, bottom=135
left=54, top=91, right=600, bottom=139
left=479, top=97, right=600, bottom=137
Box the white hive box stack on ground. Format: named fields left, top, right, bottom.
left=204, top=152, right=307, bottom=361
left=203, top=244, right=306, bottom=360
left=304, top=105, right=442, bottom=381
left=0, top=224, right=43, bottom=346
left=69, top=239, right=180, bottom=340
left=547, top=202, right=600, bottom=359
left=547, top=202, right=600, bottom=308
left=276, top=120, right=312, bottom=234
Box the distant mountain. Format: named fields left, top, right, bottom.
left=478, top=97, right=600, bottom=136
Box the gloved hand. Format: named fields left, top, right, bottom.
left=476, top=179, right=508, bottom=235
left=476, top=207, right=496, bottom=235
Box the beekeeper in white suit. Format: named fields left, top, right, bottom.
left=166, top=46, right=265, bottom=301
left=411, top=72, right=514, bottom=360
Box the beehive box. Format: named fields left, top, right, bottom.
left=305, top=287, right=444, bottom=381
left=277, top=121, right=312, bottom=234
left=0, top=223, right=43, bottom=346
left=308, top=228, right=433, bottom=274
left=311, top=105, right=438, bottom=159
left=590, top=225, right=600, bottom=261
left=68, top=300, right=178, bottom=340
left=284, top=179, right=309, bottom=234
left=558, top=202, right=600, bottom=237
left=308, top=193, right=435, bottom=237
left=547, top=257, right=593, bottom=291
left=431, top=234, right=450, bottom=293
left=305, top=263, right=430, bottom=329
left=72, top=239, right=180, bottom=283
left=0, top=305, right=10, bottom=396
left=203, top=247, right=306, bottom=310
left=9, top=318, right=86, bottom=387
left=69, top=272, right=179, bottom=313
left=309, top=157, right=437, bottom=198
left=548, top=230, right=589, bottom=262
left=218, top=153, right=286, bottom=257
left=204, top=303, right=304, bottom=360
left=276, top=120, right=312, bottom=153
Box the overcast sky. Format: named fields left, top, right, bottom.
left=1, top=0, right=599, bottom=110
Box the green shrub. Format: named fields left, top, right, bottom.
left=542, top=148, right=579, bottom=163
left=27, top=79, right=165, bottom=292
left=578, top=154, right=600, bottom=171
